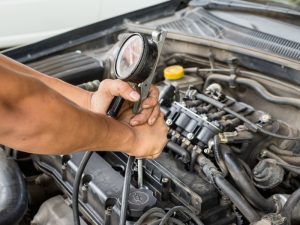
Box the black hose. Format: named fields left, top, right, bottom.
left=214, top=175, right=260, bottom=223
left=268, top=145, right=300, bottom=157
left=280, top=155, right=300, bottom=166
left=213, top=135, right=228, bottom=176
left=167, top=141, right=190, bottom=163
left=196, top=154, right=260, bottom=222
left=195, top=93, right=300, bottom=141
left=159, top=206, right=204, bottom=225
left=0, top=150, right=28, bottom=225
left=205, top=74, right=300, bottom=109
left=72, top=151, right=93, bottom=225
left=262, top=150, right=300, bottom=174
left=221, top=146, right=276, bottom=213
left=119, top=156, right=135, bottom=225
left=281, top=188, right=300, bottom=225
left=134, top=207, right=166, bottom=225
left=149, top=218, right=185, bottom=225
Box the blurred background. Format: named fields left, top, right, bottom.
left=0, top=0, right=167, bottom=49
left=0, top=0, right=299, bottom=50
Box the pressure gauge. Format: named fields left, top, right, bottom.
left=114, top=33, right=158, bottom=83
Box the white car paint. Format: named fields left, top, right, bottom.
left=0, top=0, right=167, bottom=48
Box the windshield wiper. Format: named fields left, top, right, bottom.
left=190, top=0, right=300, bottom=17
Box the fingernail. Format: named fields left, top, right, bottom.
left=143, top=104, right=150, bottom=109
left=131, top=120, right=138, bottom=126
left=129, top=91, right=140, bottom=101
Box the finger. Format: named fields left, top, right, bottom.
left=99, top=79, right=140, bottom=103
left=145, top=105, right=160, bottom=125
left=142, top=96, right=158, bottom=109
left=130, top=108, right=153, bottom=126
left=142, top=86, right=159, bottom=109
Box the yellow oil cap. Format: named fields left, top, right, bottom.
left=164, top=65, right=184, bottom=80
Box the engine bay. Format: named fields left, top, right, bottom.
left=4, top=26, right=300, bottom=225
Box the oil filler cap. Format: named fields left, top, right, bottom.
left=120, top=189, right=157, bottom=218
left=164, top=65, right=184, bottom=80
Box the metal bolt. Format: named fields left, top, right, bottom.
left=162, top=177, right=169, bottom=184
left=166, top=119, right=173, bottom=126
left=187, top=133, right=194, bottom=140
left=204, top=148, right=211, bottom=154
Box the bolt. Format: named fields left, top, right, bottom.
left=204, top=148, right=211, bottom=154
left=162, top=177, right=169, bottom=184
left=187, top=133, right=194, bottom=140
left=166, top=119, right=173, bottom=126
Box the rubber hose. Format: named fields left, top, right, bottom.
left=221, top=146, right=276, bottom=213
left=149, top=218, right=185, bottom=225
left=281, top=188, right=300, bottom=225
left=159, top=206, right=204, bottom=225
left=214, top=175, right=260, bottom=222
left=0, top=150, right=28, bottom=225
left=205, top=74, right=300, bottom=109
left=167, top=141, right=190, bottom=163
left=269, top=145, right=300, bottom=157
left=134, top=207, right=166, bottom=225
left=262, top=150, right=300, bottom=174
left=213, top=135, right=228, bottom=176
left=195, top=93, right=300, bottom=141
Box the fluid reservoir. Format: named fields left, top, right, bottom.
left=163, top=65, right=203, bottom=90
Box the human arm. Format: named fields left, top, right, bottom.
left=0, top=54, right=160, bottom=126
left=0, top=63, right=167, bottom=158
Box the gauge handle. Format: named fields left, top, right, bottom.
left=107, top=96, right=125, bottom=118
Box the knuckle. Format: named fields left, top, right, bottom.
left=100, top=79, right=112, bottom=87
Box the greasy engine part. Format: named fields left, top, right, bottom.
left=32, top=72, right=300, bottom=225
left=0, top=148, right=28, bottom=225
left=23, top=31, right=300, bottom=225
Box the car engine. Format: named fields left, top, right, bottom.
left=2, top=8, right=300, bottom=224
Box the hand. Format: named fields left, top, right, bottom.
left=90, top=79, right=161, bottom=126
left=118, top=108, right=168, bottom=159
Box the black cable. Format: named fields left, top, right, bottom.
left=72, top=151, right=93, bottom=225
left=196, top=93, right=300, bottom=140
left=150, top=218, right=186, bottom=225
left=119, top=156, right=135, bottom=225
left=159, top=206, right=204, bottom=225
left=135, top=207, right=166, bottom=225
left=281, top=188, right=300, bottom=225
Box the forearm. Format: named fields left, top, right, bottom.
left=0, top=67, right=134, bottom=155
left=0, top=54, right=92, bottom=110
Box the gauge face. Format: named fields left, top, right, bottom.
left=116, top=34, right=144, bottom=80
